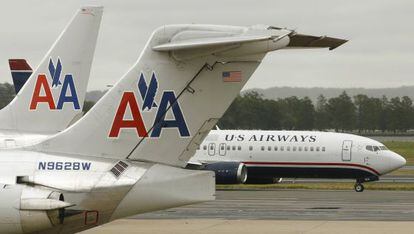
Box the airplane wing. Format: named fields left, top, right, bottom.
left=186, top=161, right=203, bottom=168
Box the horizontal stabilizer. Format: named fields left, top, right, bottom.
left=287, top=33, right=347, bottom=50
left=152, top=34, right=273, bottom=51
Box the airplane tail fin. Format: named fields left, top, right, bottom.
left=9, top=59, right=33, bottom=94
left=0, top=6, right=103, bottom=133
left=32, top=25, right=345, bottom=167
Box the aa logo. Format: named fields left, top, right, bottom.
left=109, top=72, right=190, bottom=138
left=138, top=73, right=158, bottom=111
left=30, top=58, right=80, bottom=110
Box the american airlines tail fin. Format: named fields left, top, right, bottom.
left=9, top=59, right=32, bottom=94
left=0, top=6, right=103, bottom=133
left=33, top=25, right=346, bottom=167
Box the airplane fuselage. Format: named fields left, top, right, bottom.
left=0, top=130, right=49, bottom=149
left=191, top=130, right=406, bottom=181
left=0, top=151, right=214, bottom=233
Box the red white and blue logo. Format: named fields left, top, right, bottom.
left=30, top=58, right=79, bottom=110
left=109, top=72, right=190, bottom=138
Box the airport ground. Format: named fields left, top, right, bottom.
left=83, top=164, right=414, bottom=233
left=84, top=190, right=414, bottom=234
left=83, top=140, right=414, bottom=233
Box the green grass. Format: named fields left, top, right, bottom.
left=390, top=169, right=414, bottom=176
left=217, top=183, right=414, bottom=191
left=383, top=141, right=414, bottom=166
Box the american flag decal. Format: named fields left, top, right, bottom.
left=222, top=71, right=242, bottom=82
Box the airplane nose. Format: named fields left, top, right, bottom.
left=391, top=152, right=406, bottom=169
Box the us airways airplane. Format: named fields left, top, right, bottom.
left=0, top=6, right=102, bottom=149
left=0, top=18, right=346, bottom=233
left=188, top=130, right=406, bottom=192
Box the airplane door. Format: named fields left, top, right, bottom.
left=342, top=140, right=352, bottom=161
left=208, top=143, right=216, bottom=156
left=219, top=143, right=226, bottom=156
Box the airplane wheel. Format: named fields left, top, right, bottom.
left=354, top=183, right=364, bottom=192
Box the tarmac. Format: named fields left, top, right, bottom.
left=135, top=190, right=414, bottom=221
left=84, top=219, right=414, bottom=234
left=82, top=189, right=414, bottom=233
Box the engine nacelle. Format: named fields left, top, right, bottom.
left=0, top=184, right=72, bottom=234
left=203, top=162, right=247, bottom=184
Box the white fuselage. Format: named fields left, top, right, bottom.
left=0, top=130, right=50, bottom=149
left=191, top=130, right=406, bottom=180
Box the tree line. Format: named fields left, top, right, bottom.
left=218, top=91, right=414, bottom=133
left=1, top=82, right=413, bottom=133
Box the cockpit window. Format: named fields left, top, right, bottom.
left=366, top=145, right=388, bottom=152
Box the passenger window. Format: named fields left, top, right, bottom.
left=261, top=146, right=265, bottom=151
left=203, top=145, right=207, bottom=150
left=316, top=147, right=320, bottom=152
left=220, top=145, right=225, bottom=150
left=310, top=147, right=314, bottom=152
left=304, top=146, right=308, bottom=151
left=298, top=146, right=302, bottom=151
left=232, top=146, right=236, bottom=151
left=227, top=146, right=231, bottom=151
left=366, top=145, right=373, bottom=151
left=287, top=146, right=291, bottom=151
left=322, top=147, right=326, bottom=152
left=249, top=146, right=253, bottom=151
left=238, top=146, right=242, bottom=151
left=293, top=146, right=296, bottom=151
left=268, top=146, right=271, bottom=151
left=280, top=146, right=284, bottom=151
left=274, top=146, right=278, bottom=151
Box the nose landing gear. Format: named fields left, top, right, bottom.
left=354, top=176, right=379, bottom=192
left=354, top=183, right=364, bottom=192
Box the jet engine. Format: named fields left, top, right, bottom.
left=0, top=184, right=73, bottom=233
left=203, top=162, right=247, bottom=184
